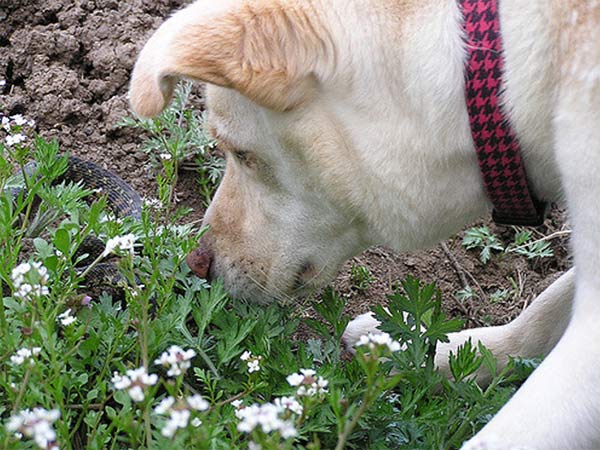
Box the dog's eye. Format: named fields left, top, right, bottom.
left=233, top=150, right=250, bottom=164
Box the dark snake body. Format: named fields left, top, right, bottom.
left=56, top=155, right=142, bottom=219
left=11, top=156, right=143, bottom=300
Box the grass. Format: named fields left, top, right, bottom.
left=0, top=87, right=538, bottom=449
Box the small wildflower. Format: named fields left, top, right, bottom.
left=187, top=394, right=209, bottom=411
left=80, top=295, right=92, bottom=308
left=286, top=369, right=328, bottom=397
left=11, top=262, right=49, bottom=301
left=249, top=442, right=262, bottom=450
left=153, top=394, right=209, bottom=438
left=274, top=396, right=303, bottom=415
left=143, top=197, right=163, bottom=210
left=236, top=402, right=298, bottom=438
left=111, top=367, right=157, bottom=402
left=11, top=114, right=27, bottom=126
left=10, top=347, right=42, bottom=366
left=159, top=153, right=173, bottom=160
left=240, top=350, right=262, bottom=373
left=154, top=345, right=196, bottom=377
left=57, top=309, right=77, bottom=327
left=356, top=332, right=402, bottom=353
left=6, top=408, right=60, bottom=449
left=191, top=417, right=202, bottom=427
left=5, top=133, right=27, bottom=147
left=102, top=233, right=136, bottom=257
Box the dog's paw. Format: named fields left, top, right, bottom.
left=341, top=312, right=380, bottom=351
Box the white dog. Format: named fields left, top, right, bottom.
left=129, top=0, right=599, bottom=448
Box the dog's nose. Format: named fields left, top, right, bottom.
left=186, top=235, right=214, bottom=281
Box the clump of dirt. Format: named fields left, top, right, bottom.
left=0, top=0, right=572, bottom=330
left=0, top=0, right=201, bottom=211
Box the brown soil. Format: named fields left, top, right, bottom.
left=0, top=0, right=572, bottom=330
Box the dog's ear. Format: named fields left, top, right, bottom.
left=129, top=0, right=330, bottom=117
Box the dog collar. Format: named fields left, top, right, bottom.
left=459, top=0, right=547, bottom=226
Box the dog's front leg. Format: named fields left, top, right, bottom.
left=435, top=269, right=574, bottom=387
left=343, top=269, right=574, bottom=387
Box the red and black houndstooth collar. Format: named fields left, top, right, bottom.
left=458, top=0, right=547, bottom=226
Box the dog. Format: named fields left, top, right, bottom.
left=129, top=0, right=599, bottom=448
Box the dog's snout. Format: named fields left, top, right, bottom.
left=186, top=235, right=214, bottom=281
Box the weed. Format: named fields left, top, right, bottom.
left=119, top=82, right=224, bottom=207
left=349, top=264, right=375, bottom=291
left=463, top=226, right=555, bottom=264
left=462, top=226, right=504, bottom=264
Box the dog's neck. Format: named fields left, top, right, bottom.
left=316, top=0, right=563, bottom=250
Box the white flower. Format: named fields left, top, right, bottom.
left=5, top=133, right=27, bottom=147
left=111, top=366, right=157, bottom=402
left=153, top=395, right=208, bottom=438
left=191, top=417, right=202, bottom=427
left=248, top=359, right=261, bottom=373
left=159, top=153, right=172, bottom=160
left=236, top=402, right=297, bottom=438
left=154, top=345, right=196, bottom=377
left=57, top=309, right=76, bottom=327
left=249, top=442, right=262, bottom=450
left=356, top=332, right=402, bottom=353
left=232, top=399, right=243, bottom=409
left=286, top=369, right=328, bottom=397
left=187, top=394, right=209, bottom=411
left=11, top=262, right=49, bottom=301
left=11, top=114, right=27, bottom=126
left=162, top=409, right=190, bottom=438
left=1, top=115, right=10, bottom=131
left=0, top=79, right=5, bottom=87
left=6, top=408, right=60, bottom=449
left=102, top=233, right=137, bottom=257
left=274, top=396, right=303, bottom=415
left=143, top=197, right=163, bottom=210
left=240, top=351, right=262, bottom=373
left=154, top=397, right=176, bottom=415
left=10, top=347, right=42, bottom=366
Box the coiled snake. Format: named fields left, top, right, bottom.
left=11, top=155, right=143, bottom=299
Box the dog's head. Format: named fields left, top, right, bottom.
left=130, top=0, right=476, bottom=302
left=130, top=0, right=378, bottom=302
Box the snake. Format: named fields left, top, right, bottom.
left=10, top=155, right=143, bottom=300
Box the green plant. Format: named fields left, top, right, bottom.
left=462, top=226, right=504, bottom=264
left=349, top=264, right=374, bottom=291
left=119, top=82, right=224, bottom=207
left=463, top=226, right=555, bottom=264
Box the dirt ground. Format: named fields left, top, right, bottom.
left=0, top=0, right=572, bottom=329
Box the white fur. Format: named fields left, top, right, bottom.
left=130, top=0, right=600, bottom=446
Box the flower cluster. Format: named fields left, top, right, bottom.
left=154, top=345, right=196, bottom=377
left=1, top=113, right=35, bottom=147
left=235, top=401, right=298, bottom=439
left=6, top=407, right=60, bottom=449
left=286, top=369, right=329, bottom=397
left=57, top=309, right=77, bottom=327
left=356, top=332, right=402, bottom=353
left=10, top=347, right=42, bottom=366
left=111, top=367, right=158, bottom=402
left=154, top=394, right=209, bottom=438
left=102, top=233, right=136, bottom=257
left=240, top=350, right=262, bottom=373
left=11, top=262, right=49, bottom=301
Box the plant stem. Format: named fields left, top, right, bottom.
left=335, top=390, right=375, bottom=450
